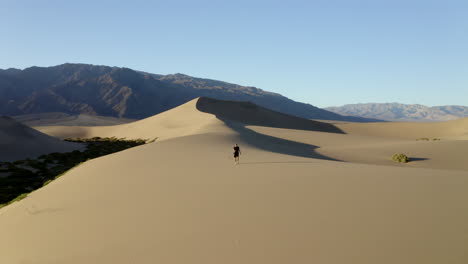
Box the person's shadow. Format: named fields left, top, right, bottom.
left=241, top=161, right=318, bottom=165
left=222, top=119, right=341, bottom=161
left=408, top=157, right=430, bottom=162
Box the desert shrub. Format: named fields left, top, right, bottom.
left=417, top=137, right=441, bottom=141
left=13, top=193, right=28, bottom=201
left=42, top=179, right=53, bottom=186
left=134, top=139, right=146, bottom=144
left=147, top=137, right=158, bottom=143
left=392, top=153, right=409, bottom=163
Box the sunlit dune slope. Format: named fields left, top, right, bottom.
left=36, top=98, right=219, bottom=140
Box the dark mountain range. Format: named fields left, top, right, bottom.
left=0, top=63, right=376, bottom=122
left=326, top=103, right=468, bottom=122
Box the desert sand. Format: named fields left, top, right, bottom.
left=334, top=118, right=468, bottom=140
left=1, top=97, right=467, bottom=264
left=0, top=116, right=83, bottom=161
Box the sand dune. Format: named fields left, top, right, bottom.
left=36, top=98, right=219, bottom=140
left=196, top=97, right=343, bottom=133
left=0, top=116, right=83, bottom=161
left=1, top=98, right=468, bottom=263
left=335, top=117, right=468, bottom=139
left=36, top=97, right=343, bottom=140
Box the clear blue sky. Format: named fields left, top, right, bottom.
left=1, top=0, right=467, bottom=107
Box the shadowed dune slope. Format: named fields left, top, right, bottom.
left=336, top=117, right=468, bottom=139
left=0, top=116, right=83, bottom=161
left=36, top=97, right=343, bottom=140
left=196, top=97, right=343, bottom=133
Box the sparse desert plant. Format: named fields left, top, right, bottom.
left=134, top=139, right=146, bottom=144
left=42, top=179, right=53, bottom=187
left=392, top=153, right=409, bottom=163
left=417, top=137, right=441, bottom=141
left=147, top=137, right=158, bottom=143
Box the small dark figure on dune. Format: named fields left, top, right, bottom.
left=233, top=144, right=241, bottom=165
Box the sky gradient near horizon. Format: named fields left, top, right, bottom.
left=2, top=0, right=467, bottom=107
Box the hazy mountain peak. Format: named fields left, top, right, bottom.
left=326, top=103, right=468, bottom=122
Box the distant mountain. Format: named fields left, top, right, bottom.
left=0, top=63, right=376, bottom=122
left=325, top=103, right=468, bottom=122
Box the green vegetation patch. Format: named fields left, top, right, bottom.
left=0, top=193, right=28, bottom=209
left=0, top=137, right=156, bottom=208
left=391, top=153, right=409, bottom=163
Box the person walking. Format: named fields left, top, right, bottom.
left=233, top=144, right=241, bottom=165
